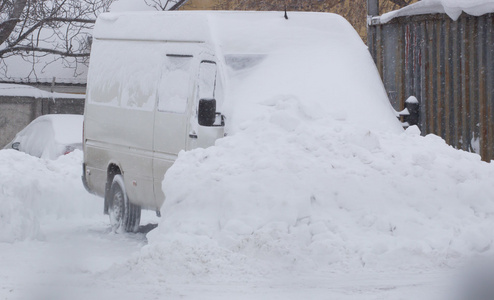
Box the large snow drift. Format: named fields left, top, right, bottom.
left=0, top=150, right=99, bottom=243
left=106, top=12, right=494, bottom=281
left=138, top=116, right=494, bottom=279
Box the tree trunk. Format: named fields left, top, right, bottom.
left=169, top=0, right=189, bottom=10
left=0, top=0, right=28, bottom=46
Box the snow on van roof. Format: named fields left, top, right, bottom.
left=380, top=0, right=494, bottom=23
left=91, top=11, right=399, bottom=133
left=91, top=10, right=400, bottom=133
left=94, top=11, right=364, bottom=54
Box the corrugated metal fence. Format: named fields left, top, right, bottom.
left=368, top=13, right=494, bottom=162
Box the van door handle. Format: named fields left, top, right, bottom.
left=189, top=132, right=197, bottom=139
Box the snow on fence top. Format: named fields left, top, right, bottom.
left=380, top=0, right=494, bottom=23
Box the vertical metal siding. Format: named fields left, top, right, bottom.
left=368, top=13, right=494, bottom=162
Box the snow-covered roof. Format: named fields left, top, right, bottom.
left=0, top=83, right=85, bottom=98
left=0, top=76, right=87, bottom=85
left=380, top=0, right=494, bottom=23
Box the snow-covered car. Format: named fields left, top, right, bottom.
left=3, top=114, right=83, bottom=160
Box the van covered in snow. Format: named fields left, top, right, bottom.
left=82, top=11, right=400, bottom=232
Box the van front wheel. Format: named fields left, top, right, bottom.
left=108, top=175, right=141, bottom=233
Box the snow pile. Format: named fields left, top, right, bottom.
left=136, top=108, right=494, bottom=279
left=0, top=150, right=100, bottom=243
left=105, top=11, right=494, bottom=281
left=381, top=0, right=494, bottom=23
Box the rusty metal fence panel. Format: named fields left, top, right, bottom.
left=368, top=13, right=494, bottom=162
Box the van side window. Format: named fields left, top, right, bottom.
left=88, top=41, right=161, bottom=111
left=198, top=61, right=217, bottom=100
left=158, top=55, right=193, bottom=113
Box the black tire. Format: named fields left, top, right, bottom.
left=108, top=175, right=141, bottom=233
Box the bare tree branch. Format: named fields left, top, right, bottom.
left=0, top=0, right=113, bottom=79
left=0, top=0, right=27, bottom=45
left=0, top=45, right=90, bottom=57
left=11, top=16, right=95, bottom=49
left=0, top=0, right=188, bottom=80
left=47, top=17, right=96, bottom=24
left=145, top=0, right=188, bottom=11
left=169, top=0, right=188, bottom=11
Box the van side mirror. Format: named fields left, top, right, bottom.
left=198, top=98, right=216, bottom=126
left=12, top=142, right=20, bottom=151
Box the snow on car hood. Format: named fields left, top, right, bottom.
left=45, top=114, right=84, bottom=146
left=10, top=114, right=83, bottom=160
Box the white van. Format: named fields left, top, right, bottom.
left=83, top=11, right=396, bottom=232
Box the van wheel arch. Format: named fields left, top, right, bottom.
left=104, top=164, right=122, bottom=214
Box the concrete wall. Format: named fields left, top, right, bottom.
left=0, top=96, right=85, bottom=148
left=33, top=84, right=86, bottom=95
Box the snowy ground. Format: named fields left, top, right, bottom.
left=3, top=9, right=494, bottom=300
left=1, top=137, right=493, bottom=299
